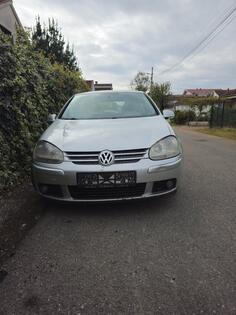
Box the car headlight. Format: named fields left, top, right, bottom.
left=149, top=136, right=181, bottom=160
left=33, top=141, right=64, bottom=164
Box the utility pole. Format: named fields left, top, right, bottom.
left=150, top=66, right=154, bottom=91
left=145, top=67, right=154, bottom=92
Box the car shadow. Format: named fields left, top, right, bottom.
left=41, top=191, right=179, bottom=220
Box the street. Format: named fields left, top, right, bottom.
left=0, top=127, right=236, bottom=314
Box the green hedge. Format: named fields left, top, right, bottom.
left=173, top=110, right=196, bottom=125
left=0, top=30, right=88, bottom=187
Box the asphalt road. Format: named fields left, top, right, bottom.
left=1, top=127, right=236, bottom=315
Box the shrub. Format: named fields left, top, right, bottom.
left=0, top=29, right=88, bottom=187
left=197, top=113, right=209, bottom=121
left=173, top=110, right=196, bottom=125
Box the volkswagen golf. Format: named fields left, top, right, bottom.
left=32, top=91, right=183, bottom=201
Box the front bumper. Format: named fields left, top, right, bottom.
left=32, top=155, right=182, bottom=202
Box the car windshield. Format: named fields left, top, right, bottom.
left=60, top=92, right=158, bottom=120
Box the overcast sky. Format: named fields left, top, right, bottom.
left=15, top=0, right=236, bottom=93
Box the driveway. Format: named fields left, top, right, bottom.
left=0, top=127, right=236, bottom=314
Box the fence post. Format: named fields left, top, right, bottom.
left=221, top=101, right=225, bottom=128
left=209, top=105, right=213, bottom=128
left=216, top=105, right=220, bottom=126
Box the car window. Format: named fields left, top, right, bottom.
left=60, top=92, right=159, bottom=120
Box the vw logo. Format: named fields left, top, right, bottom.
left=98, top=150, right=114, bottom=166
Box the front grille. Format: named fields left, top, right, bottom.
left=68, top=184, right=146, bottom=200
left=64, top=149, right=147, bottom=165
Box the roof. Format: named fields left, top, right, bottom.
left=183, top=88, right=236, bottom=98
left=183, top=89, right=216, bottom=97
left=214, top=89, right=236, bottom=97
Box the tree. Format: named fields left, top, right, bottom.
left=32, top=17, right=78, bottom=71
left=64, top=43, right=77, bottom=71
left=150, top=82, right=171, bottom=112
left=131, top=72, right=150, bottom=92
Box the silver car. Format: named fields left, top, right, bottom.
left=32, top=91, right=182, bottom=201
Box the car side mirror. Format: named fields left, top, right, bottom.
left=47, top=113, right=56, bottom=123
left=163, top=109, right=175, bottom=119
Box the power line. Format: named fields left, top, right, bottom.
left=188, top=13, right=236, bottom=62
left=159, top=4, right=236, bottom=75
left=161, top=5, right=236, bottom=73
left=202, top=3, right=235, bottom=36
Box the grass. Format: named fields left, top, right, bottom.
left=196, top=128, right=236, bottom=140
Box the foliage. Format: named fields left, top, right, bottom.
left=47, top=62, right=88, bottom=111
left=32, top=17, right=78, bottom=71
left=149, top=82, right=171, bottom=112
left=173, top=110, right=196, bottom=125
left=180, top=96, right=221, bottom=106
left=180, top=96, right=220, bottom=116
left=131, top=72, right=150, bottom=92
left=131, top=72, right=172, bottom=112
left=197, top=113, right=210, bottom=121
left=0, top=28, right=88, bottom=187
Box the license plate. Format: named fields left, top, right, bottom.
left=77, top=171, right=136, bottom=188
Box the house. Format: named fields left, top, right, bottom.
left=85, top=80, right=113, bottom=91
left=94, top=81, right=113, bottom=91
left=183, top=89, right=219, bottom=97
left=183, top=88, right=236, bottom=98
left=0, top=0, right=22, bottom=40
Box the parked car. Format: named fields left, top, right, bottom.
left=32, top=91, right=183, bottom=201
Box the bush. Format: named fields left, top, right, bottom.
left=197, top=113, right=209, bottom=121
left=173, top=110, right=196, bottom=125
left=0, top=29, right=88, bottom=187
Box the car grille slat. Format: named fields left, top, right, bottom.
left=115, top=156, right=143, bottom=161
left=113, top=151, right=147, bottom=156
left=64, top=149, right=147, bottom=164
left=67, top=154, right=98, bottom=158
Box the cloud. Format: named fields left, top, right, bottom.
left=15, top=0, right=236, bottom=93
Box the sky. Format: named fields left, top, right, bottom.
left=14, top=0, right=236, bottom=93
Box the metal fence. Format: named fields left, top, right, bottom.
left=210, top=100, right=236, bottom=128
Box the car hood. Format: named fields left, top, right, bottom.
left=41, top=116, right=174, bottom=151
